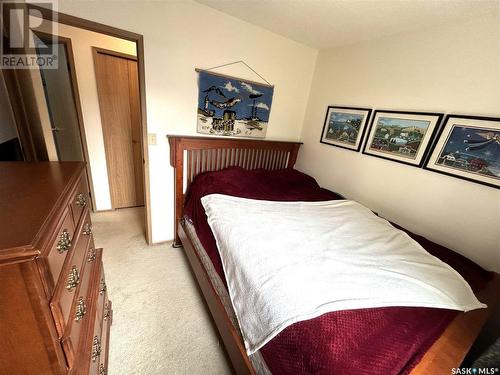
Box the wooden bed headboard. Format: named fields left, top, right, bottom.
left=168, top=135, right=302, bottom=246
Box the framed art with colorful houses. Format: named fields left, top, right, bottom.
left=362, top=110, right=443, bottom=167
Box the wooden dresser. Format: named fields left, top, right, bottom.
left=0, top=162, right=112, bottom=375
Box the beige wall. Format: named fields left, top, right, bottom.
left=30, top=18, right=137, bottom=209
left=55, top=0, right=318, bottom=243
left=296, top=14, right=500, bottom=272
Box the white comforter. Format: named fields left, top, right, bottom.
left=201, top=194, right=486, bottom=355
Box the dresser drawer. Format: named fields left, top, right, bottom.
left=97, top=291, right=111, bottom=330
left=45, top=207, right=76, bottom=294
left=103, top=298, right=112, bottom=329
left=62, top=248, right=102, bottom=368
left=85, top=283, right=108, bottom=375
left=88, top=313, right=103, bottom=375
left=95, top=265, right=107, bottom=323
left=50, top=211, right=94, bottom=337
left=70, top=176, right=89, bottom=229
left=97, top=300, right=112, bottom=375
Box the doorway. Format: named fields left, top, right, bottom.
left=35, top=33, right=95, bottom=209
left=3, top=4, right=152, bottom=244
left=93, top=48, right=144, bottom=209
left=37, top=42, right=84, bottom=161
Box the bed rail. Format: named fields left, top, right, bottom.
left=168, top=135, right=302, bottom=246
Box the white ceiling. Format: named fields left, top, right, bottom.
left=195, top=0, right=499, bottom=49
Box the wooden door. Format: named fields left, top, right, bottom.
left=39, top=42, right=85, bottom=162
left=94, top=50, right=144, bottom=209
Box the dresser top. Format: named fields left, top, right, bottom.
left=0, top=162, right=84, bottom=252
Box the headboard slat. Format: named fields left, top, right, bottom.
left=187, top=151, right=190, bottom=183
left=248, top=149, right=254, bottom=169
left=196, top=150, right=199, bottom=175
left=272, top=151, right=278, bottom=170
left=243, top=149, right=249, bottom=169
left=220, top=149, right=226, bottom=169
left=168, top=135, right=302, bottom=246
left=240, top=149, right=245, bottom=167
left=210, top=149, right=215, bottom=171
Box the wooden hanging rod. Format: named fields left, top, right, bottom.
left=194, top=68, right=274, bottom=88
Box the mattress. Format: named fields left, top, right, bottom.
left=183, top=166, right=492, bottom=375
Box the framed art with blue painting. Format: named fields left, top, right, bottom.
left=197, top=70, right=274, bottom=138
left=363, top=110, right=443, bottom=167
left=320, top=106, right=372, bottom=151
left=424, top=115, right=500, bottom=189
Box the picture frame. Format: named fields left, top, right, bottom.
left=424, top=114, right=500, bottom=189
left=319, top=106, right=372, bottom=152
left=362, top=110, right=443, bottom=167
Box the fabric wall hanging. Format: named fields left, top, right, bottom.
left=196, top=64, right=274, bottom=138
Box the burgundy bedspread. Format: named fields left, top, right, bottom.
left=184, top=167, right=492, bottom=375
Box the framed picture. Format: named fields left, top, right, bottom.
left=362, top=110, right=443, bottom=167
left=424, top=115, right=500, bottom=189
left=320, top=106, right=372, bottom=152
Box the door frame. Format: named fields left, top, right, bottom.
left=93, top=47, right=137, bottom=62
left=92, top=46, right=142, bottom=210
left=35, top=31, right=96, bottom=211
left=29, top=4, right=153, bottom=245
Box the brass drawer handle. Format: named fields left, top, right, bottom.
left=99, top=364, right=106, bottom=375
left=76, top=193, right=87, bottom=207
left=56, top=229, right=72, bottom=253
left=99, top=278, right=107, bottom=295
left=66, top=266, right=80, bottom=291
left=83, top=223, right=92, bottom=235
left=91, top=336, right=101, bottom=362
left=103, top=302, right=110, bottom=321
left=87, top=247, right=96, bottom=262
left=75, top=297, right=87, bottom=322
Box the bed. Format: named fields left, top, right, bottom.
left=168, top=135, right=500, bottom=375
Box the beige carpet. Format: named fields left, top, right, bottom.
left=91, top=207, right=232, bottom=375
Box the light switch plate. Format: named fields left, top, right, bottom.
left=148, top=133, right=157, bottom=145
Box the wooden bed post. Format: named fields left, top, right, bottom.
left=168, top=136, right=184, bottom=247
